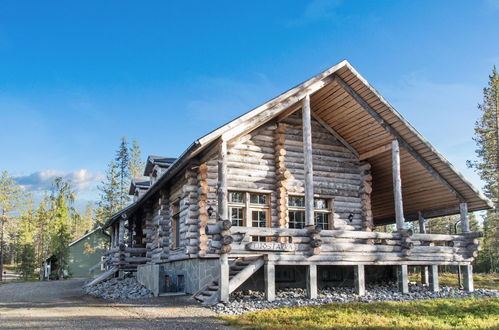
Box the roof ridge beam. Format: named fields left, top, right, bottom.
left=333, top=74, right=465, bottom=202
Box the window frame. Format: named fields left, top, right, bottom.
left=228, top=190, right=270, bottom=228
left=287, top=195, right=334, bottom=230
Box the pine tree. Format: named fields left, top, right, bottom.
left=468, top=66, right=499, bottom=273
left=0, top=171, right=25, bottom=281
left=129, top=139, right=144, bottom=179
left=34, top=195, right=51, bottom=279
left=49, top=177, right=76, bottom=279
left=71, top=202, right=94, bottom=240
left=15, top=201, right=37, bottom=280
left=468, top=66, right=499, bottom=205
left=81, top=202, right=95, bottom=233
left=96, top=160, right=121, bottom=226
left=115, top=136, right=131, bottom=208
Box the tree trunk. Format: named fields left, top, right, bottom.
left=0, top=210, right=5, bottom=282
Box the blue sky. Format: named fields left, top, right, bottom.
left=1, top=0, right=498, bottom=210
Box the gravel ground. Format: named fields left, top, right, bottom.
left=83, top=275, right=154, bottom=300
left=212, top=282, right=499, bottom=315
left=0, top=278, right=229, bottom=329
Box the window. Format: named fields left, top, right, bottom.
left=276, top=267, right=296, bottom=283
left=230, top=207, right=244, bottom=227
left=228, top=191, right=270, bottom=240
left=229, top=192, right=245, bottom=227
left=288, top=196, right=333, bottom=229
left=172, top=200, right=180, bottom=249
left=177, top=274, right=185, bottom=292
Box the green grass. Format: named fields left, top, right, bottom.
left=409, top=272, right=499, bottom=290
left=222, top=298, right=499, bottom=329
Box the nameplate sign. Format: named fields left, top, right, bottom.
left=246, top=242, right=297, bottom=252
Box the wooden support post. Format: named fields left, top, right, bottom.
left=219, top=254, right=229, bottom=302
left=429, top=265, right=439, bottom=292
left=397, top=265, right=409, bottom=294
left=119, top=216, right=126, bottom=245
left=218, top=138, right=228, bottom=221
left=354, top=264, right=365, bottom=296
left=418, top=212, right=429, bottom=285
left=302, top=94, right=314, bottom=226
left=460, top=202, right=469, bottom=233
left=110, top=226, right=115, bottom=248
left=264, top=261, right=275, bottom=302
left=463, top=264, right=474, bottom=292
left=307, top=264, right=318, bottom=299
left=392, top=140, right=405, bottom=230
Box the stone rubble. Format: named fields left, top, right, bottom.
left=83, top=275, right=154, bottom=300
left=212, top=282, right=499, bottom=315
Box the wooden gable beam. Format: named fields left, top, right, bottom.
left=311, top=112, right=360, bottom=158
left=333, top=75, right=465, bottom=202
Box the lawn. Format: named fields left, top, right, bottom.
left=409, top=272, right=498, bottom=290
left=222, top=298, right=499, bottom=329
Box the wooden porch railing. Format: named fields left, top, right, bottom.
left=102, top=246, right=148, bottom=271
left=227, top=226, right=482, bottom=264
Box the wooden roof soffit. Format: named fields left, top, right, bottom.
left=333, top=74, right=466, bottom=203
left=359, top=143, right=392, bottom=161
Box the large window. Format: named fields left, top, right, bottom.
left=288, top=196, right=333, bottom=229
left=228, top=191, right=270, bottom=235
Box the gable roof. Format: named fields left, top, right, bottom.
left=69, top=227, right=107, bottom=247
left=129, top=177, right=151, bottom=195
left=104, top=60, right=493, bottom=228
left=143, top=156, right=176, bottom=176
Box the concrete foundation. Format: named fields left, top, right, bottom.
left=137, top=258, right=219, bottom=296
left=137, top=264, right=162, bottom=296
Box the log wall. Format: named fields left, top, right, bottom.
left=282, top=112, right=366, bottom=230
left=127, top=112, right=373, bottom=262
left=227, top=123, right=278, bottom=227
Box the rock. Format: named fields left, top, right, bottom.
left=211, top=282, right=499, bottom=315
left=83, top=274, right=153, bottom=300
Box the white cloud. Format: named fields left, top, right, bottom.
left=14, top=169, right=103, bottom=192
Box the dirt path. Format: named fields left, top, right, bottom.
left=0, top=279, right=230, bottom=329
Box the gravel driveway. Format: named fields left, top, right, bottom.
left=0, top=279, right=230, bottom=329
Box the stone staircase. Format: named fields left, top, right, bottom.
left=193, top=256, right=264, bottom=305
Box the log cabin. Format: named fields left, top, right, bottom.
left=101, top=60, right=493, bottom=304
